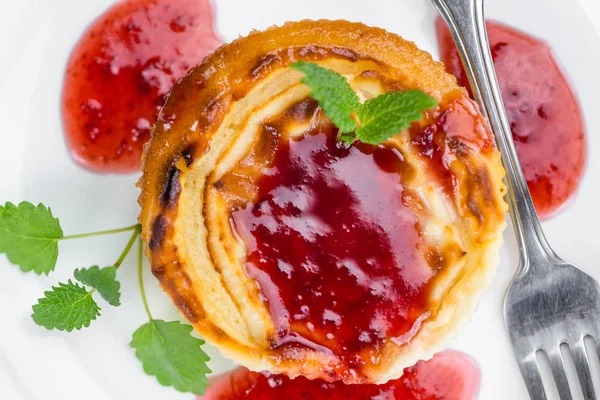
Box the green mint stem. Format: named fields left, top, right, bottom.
left=114, top=225, right=142, bottom=270
left=137, top=237, right=153, bottom=320
left=62, top=223, right=141, bottom=241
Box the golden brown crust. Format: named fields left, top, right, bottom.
left=138, top=20, right=507, bottom=383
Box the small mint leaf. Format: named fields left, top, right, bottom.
left=131, top=320, right=211, bottom=395
left=0, top=201, right=64, bottom=275
left=356, top=90, right=438, bottom=144
left=291, top=62, right=359, bottom=133
left=74, top=266, right=121, bottom=306
left=31, top=280, right=100, bottom=331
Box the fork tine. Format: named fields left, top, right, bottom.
left=547, top=347, right=574, bottom=400
left=570, top=341, right=596, bottom=400
left=517, top=356, right=549, bottom=400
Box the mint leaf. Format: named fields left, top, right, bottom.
left=291, top=62, right=359, bottom=133
left=0, top=202, right=63, bottom=274
left=74, top=266, right=121, bottom=306
left=131, top=320, right=211, bottom=395
left=31, top=280, right=100, bottom=331
left=0, top=201, right=63, bottom=274
left=356, top=90, right=438, bottom=144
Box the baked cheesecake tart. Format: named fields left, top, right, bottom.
left=138, top=20, right=507, bottom=384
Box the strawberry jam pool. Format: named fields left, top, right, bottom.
left=61, top=0, right=221, bottom=173
left=231, top=126, right=433, bottom=371
left=203, top=351, right=480, bottom=399
left=436, top=19, right=586, bottom=218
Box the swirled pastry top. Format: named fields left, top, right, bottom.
left=138, top=20, right=507, bottom=384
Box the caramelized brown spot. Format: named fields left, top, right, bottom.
left=358, top=70, right=407, bottom=92
left=465, top=164, right=497, bottom=227
left=207, top=324, right=229, bottom=340
left=181, top=145, right=196, bottom=167
left=330, top=46, right=359, bottom=61
left=425, top=249, right=445, bottom=270
left=467, top=196, right=484, bottom=226
left=296, top=45, right=330, bottom=59
left=160, top=166, right=182, bottom=208
left=276, top=98, right=319, bottom=126
left=153, top=263, right=167, bottom=279
left=250, top=53, right=283, bottom=78
left=166, top=280, right=202, bottom=323
left=149, top=214, right=168, bottom=250
left=204, top=97, right=227, bottom=124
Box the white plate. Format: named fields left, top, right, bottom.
left=1, top=0, right=599, bottom=399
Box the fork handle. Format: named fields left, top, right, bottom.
left=431, top=0, right=558, bottom=268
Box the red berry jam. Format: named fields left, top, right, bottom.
left=61, top=0, right=221, bottom=173
left=436, top=18, right=586, bottom=218
left=232, top=129, right=432, bottom=372
left=203, top=351, right=480, bottom=400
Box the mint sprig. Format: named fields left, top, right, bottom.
left=292, top=62, right=438, bottom=144
left=1, top=200, right=211, bottom=395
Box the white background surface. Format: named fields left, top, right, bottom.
left=1, top=0, right=600, bottom=399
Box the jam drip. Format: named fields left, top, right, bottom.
left=202, top=351, right=480, bottom=400
left=436, top=18, right=586, bottom=218
left=62, top=0, right=221, bottom=173
left=232, top=129, right=433, bottom=371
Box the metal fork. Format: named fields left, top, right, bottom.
left=431, top=0, right=600, bottom=399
